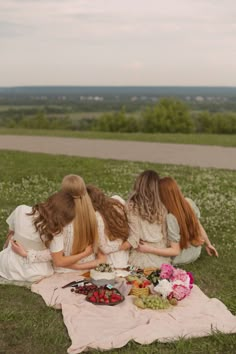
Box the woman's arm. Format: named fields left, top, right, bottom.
left=137, top=241, right=181, bottom=257
left=119, top=240, right=132, bottom=251
left=67, top=250, right=107, bottom=270
left=11, top=240, right=95, bottom=266
left=11, top=241, right=52, bottom=263
left=3, top=229, right=14, bottom=249
left=51, top=244, right=93, bottom=267
left=199, top=223, right=218, bottom=257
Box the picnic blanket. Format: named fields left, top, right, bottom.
left=31, top=272, right=236, bottom=354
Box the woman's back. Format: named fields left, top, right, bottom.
left=6, top=205, right=47, bottom=251
left=125, top=170, right=170, bottom=268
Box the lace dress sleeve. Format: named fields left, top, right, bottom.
left=96, top=212, right=122, bottom=254
left=127, top=210, right=140, bottom=249
left=27, top=249, right=52, bottom=263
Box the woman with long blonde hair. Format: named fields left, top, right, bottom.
left=138, top=177, right=218, bottom=264
left=120, top=170, right=170, bottom=268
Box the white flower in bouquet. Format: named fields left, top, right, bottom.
left=154, top=279, right=173, bottom=299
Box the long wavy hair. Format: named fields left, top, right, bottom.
left=61, top=175, right=98, bottom=254
left=159, top=177, right=202, bottom=249
left=29, top=191, right=75, bottom=246
left=86, top=184, right=129, bottom=241
left=127, top=170, right=166, bottom=224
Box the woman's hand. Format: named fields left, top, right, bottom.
left=83, top=245, right=93, bottom=257
left=205, top=244, right=218, bottom=257
left=10, top=240, right=28, bottom=257
left=137, top=241, right=153, bottom=253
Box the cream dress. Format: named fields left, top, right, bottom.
left=127, top=210, right=170, bottom=268
left=0, top=205, right=58, bottom=282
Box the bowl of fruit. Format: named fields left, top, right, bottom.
left=86, top=286, right=124, bottom=306
left=126, top=275, right=151, bottom=297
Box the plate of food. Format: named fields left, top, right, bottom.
left=90, top=263, right=116, bottom=286
left=86, top=286, right=124, bottom=306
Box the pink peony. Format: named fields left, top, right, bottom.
left=171, top=268, right=189, bottom=283
left=172, top=284, right=191, bottom=301
left=187, top=272, right=194, bottom=285
left=160, top=264, right=174, bottom=279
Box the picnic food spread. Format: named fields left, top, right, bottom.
left=69, top=264, right=194, bottom=308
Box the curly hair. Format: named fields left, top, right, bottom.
left=159, top=177, right=202, bottom=249
left=127, top=170, right=166, bottom=224
left=29, top=191, right=75, bottom=246
left=86, top=184, right=129, bottom=241
left=61, top=175, right=98, bottom=254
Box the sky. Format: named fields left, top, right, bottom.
left=0, top=0, right=236, bottom=86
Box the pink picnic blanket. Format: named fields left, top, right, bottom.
left=31, top=272, right=236, bottom=354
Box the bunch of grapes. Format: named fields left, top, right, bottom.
left=134, top=294, right=170, bottom=310
left=71, top=284, right=98, bottom=295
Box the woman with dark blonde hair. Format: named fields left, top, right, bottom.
left=120, top=170, right=170, bottom=268
left=138, top=176, right=218, bottom=264
left=0, top=191, right=93, bottom=281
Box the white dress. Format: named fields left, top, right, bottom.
left=0, top=205, right=60, bottom=282
left=96, top=212, right=129, bottom=269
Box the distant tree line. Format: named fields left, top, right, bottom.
left=1, top=99, right=236, bottom=134
left=92, top=99, right=236, bottom=134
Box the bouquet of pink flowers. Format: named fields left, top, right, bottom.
left=153, top=264, right=194, bottom=301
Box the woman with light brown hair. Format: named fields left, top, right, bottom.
left=120, top=170, right=170, bottom=268
left=137, top=176, right=218, bottom=264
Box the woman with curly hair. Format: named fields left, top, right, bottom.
left=137, top=176, right=218, bottom=264
left=80, top=184, right=130, bottom=269
left=0, top=191, right=94, bottom=282
left=9, top=175, right=105, bottom=275
left=120, top=170, right=170, bottom=268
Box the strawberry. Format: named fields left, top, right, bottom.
left=143, top=280, right=151, bottom=287
left=89, top=296, right=96, bottom=303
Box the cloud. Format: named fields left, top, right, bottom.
left=0, top=0, right=235, bottom=85
left=0, top=21, right=33, bottom=38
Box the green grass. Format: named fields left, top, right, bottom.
left=0, top=151, right=236, bottom=353
left=0, top=128, right=236, bottom=147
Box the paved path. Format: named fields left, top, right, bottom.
left=0, top=135, right=236, bottom=170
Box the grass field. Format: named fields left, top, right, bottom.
left=0, top=151, right=236, bottom=354
left=0, top=128, right=236, bottom=147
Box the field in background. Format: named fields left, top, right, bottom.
left=0, top=151, right=235, bottom=353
